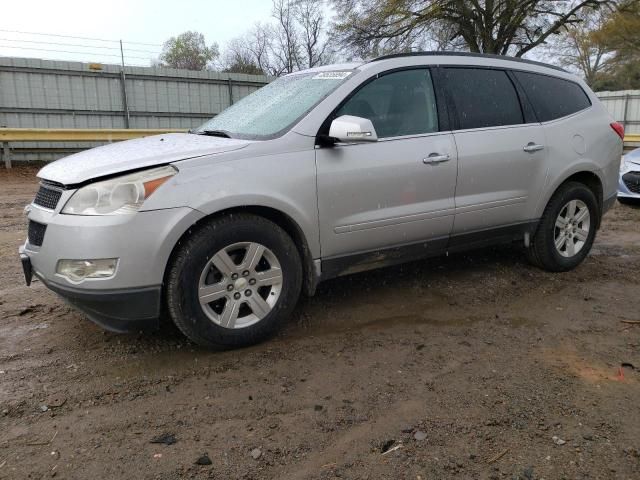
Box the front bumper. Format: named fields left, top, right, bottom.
left=618, top=169, right=640, bottom=199
left=20, top=204, right=203, bottom=332
left=20, top=247, right=161, bottom=333
left=47, top=281, right=162, bottom=333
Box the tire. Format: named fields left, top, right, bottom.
left=526, top=182, right=599, bottom=272
left=166, top=213, right=302, bottom=348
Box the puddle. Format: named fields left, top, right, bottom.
left=0, top=321, right=49, bottom=341
left=286, top=288, right=537, bottom=338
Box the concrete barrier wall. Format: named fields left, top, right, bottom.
left=596, top=90, right=640, bottom=135
left=597, top=90, right=640, bottom=150
left=1, top=56, right=637, bottom=163
left=0, top=57, right=271, bottom=162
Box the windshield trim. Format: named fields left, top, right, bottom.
left=194, top=69, right=356, bottom=141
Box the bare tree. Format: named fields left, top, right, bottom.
left=331, top=0, right=617, bottom=58
left=295, top=0, right=332, bottom=68
left=222, top=0, right=334, bottom=76
left=247, top=23, right=277, bottom=75
left=272, top=0, right=302, bottom=74
left=222, top=38, right=265, bottom=75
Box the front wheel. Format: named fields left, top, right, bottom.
left=166, top=214, right=302, bottom=348
left=526, top=182, right=599, bottom=272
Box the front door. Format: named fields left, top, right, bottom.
left=315, top=68, right=458, bottom=261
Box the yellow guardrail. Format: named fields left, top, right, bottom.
left=0, top=128, right=187, bottom=168
left=1, top=128, right=639, bottom=169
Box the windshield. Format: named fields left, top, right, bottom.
left=195, top=70, right=353, bottom=140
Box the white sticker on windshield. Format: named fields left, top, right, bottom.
left=312, top=71, right=351, bottom=80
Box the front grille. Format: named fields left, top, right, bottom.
left=28, top=221, right=47, bottom=247
left=623, top=171, right=640, bottom=194
left=33, top=184, right=63, bottom=210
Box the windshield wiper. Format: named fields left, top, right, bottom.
left=197, top=129, right=232, bottom=138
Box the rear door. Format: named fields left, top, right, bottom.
left=315, top=68, right=458, bottom=259
left=444, top=67, right=548, bottom=239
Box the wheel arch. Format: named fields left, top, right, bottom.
left=163, top=205, right=319, bottom=298
left=538, top=169, right=604, bottom=230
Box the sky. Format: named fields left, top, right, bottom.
left=0, top=0, right=278, bottom=66
left=0, top=1, right=548, bottom=68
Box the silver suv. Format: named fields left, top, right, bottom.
left=19, top=52, right=623, bottom=348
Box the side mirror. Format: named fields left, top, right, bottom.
left=328, top=115, right=378, bottom=143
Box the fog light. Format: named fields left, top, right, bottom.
left=56, top=258, right=118, bottom=282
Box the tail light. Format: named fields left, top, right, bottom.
left=611, top=122, right=625, bottom=140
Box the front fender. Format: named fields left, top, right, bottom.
left=194, top=192, right=319, bottom=254
left=144, top=150, right=321, bottom=258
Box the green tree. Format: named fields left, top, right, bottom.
left=541, top=7, right=614, bottom=87
left=331, top=0, right=616, bottom=58
left=591, top=0, right=640, bottom=90
left=592, top=61, right=640, bottom=90
left=595, top=0, right=640, bottom=56
left=160, top=31, right=219, bottom=71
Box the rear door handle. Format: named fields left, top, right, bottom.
left=423, top=153, right=450, bottom=165
left=523, top=143, right=544, bottom=153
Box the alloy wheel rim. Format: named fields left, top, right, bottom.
left=198, top=242, right=283, bottom=329
left=554, top=199, right=590, bottom=258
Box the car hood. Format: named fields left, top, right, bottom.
left=628, top=159, right=640, bottom=168
left=625, top=150, right=640, bottom=167
left=37, top=133, right=251, bottom=185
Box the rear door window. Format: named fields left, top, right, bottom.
left=444, top=68, right=523, bottom=130
left=513, top=71, right=591, bottom=122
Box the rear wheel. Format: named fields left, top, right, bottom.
left=166, top=214, right=302, bottom=348
left=526, top=182, right=598, bottom=272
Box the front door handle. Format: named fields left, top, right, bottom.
left=523, top=143, right=544, bottom=153
left=423, top=153, right=450, bottom=165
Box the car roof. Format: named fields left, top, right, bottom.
left=286, top=63, right=363, bottom=76
left=369, top=51, right=567, bottom=73
left=291, top=52, right=572, bottom=82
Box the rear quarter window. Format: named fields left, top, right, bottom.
left=513, top=71, right=591, bottom=122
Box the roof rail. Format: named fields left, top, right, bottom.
left=369, top=51, right=567, bottom=73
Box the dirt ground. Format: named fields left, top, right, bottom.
left=1, top=165, right=639, bottom=480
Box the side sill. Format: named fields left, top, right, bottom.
left=321, top=237, right=448, bottom=280
left=319, top=220, right=539, bottom=282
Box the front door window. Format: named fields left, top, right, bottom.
left=335, top=69, right=439, bottom=138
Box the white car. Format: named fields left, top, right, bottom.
left=618, top=148, right=640, bottom=204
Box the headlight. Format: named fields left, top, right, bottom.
left=62, top=165, right=177, bottom=215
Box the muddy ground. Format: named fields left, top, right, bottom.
left=0, top=165, right=639, bottom=480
